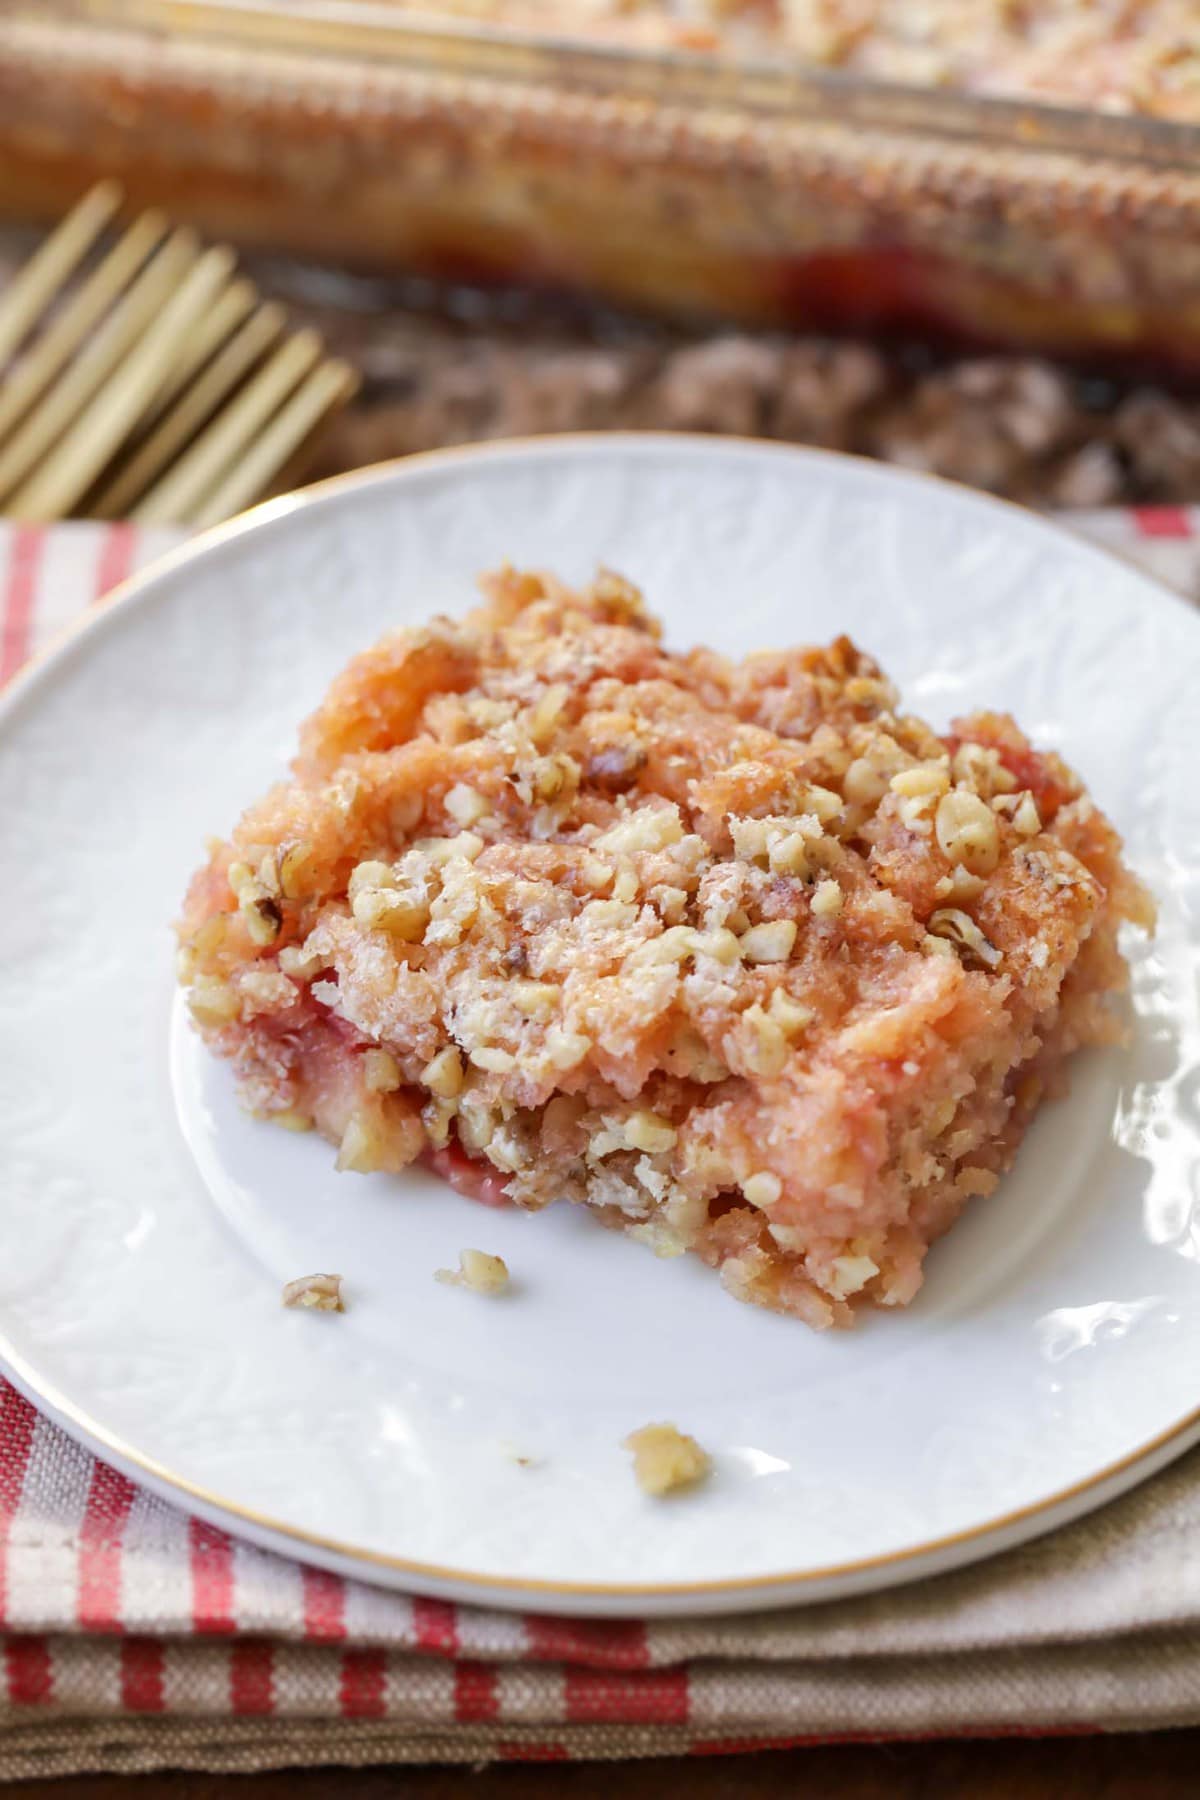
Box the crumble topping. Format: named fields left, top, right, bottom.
left=180, top=567, right=1152, bottom=1330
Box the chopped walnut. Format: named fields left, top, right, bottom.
left=445, top=783, right=490, bottom=827
left=768, top=988, right=813, bottom=1037
left=934, top=866, right=986, bottom=903
left=277, top=841, right=314, bottom=899
left=954, top=743, right=1017, bottom=799
left=811, top=878, right=843, bottom=919
left=337, top=1111, right=390, bottom=1173
left=436, top=1248, right=511, bottom=1294
left=229, top=861, right=283, bottom=946
left=729, top=1002, right=789, bottom=1077
left=1013, top=792, right=1042, bottom=837
left=282, top=1273, right=344, bottom=1312
left=594, top=805, right=683, bottom=855
left=585, top=744, right=647, bottom=793
left=621, top=1110, right=678, bottom=1154
left=349, top=860, right=431, bottom=940
left=363, top=1048, right=401, bottom=1093
left=935, top=789, right=1001, bottom=876
left=265, top=1109, right=310, bottom=1133
left=742, top=1171, right=782, bottom=1208
left=890, top=764, right=948, bottom=808
left=470, top=1045, right=517, bottom=1073
left=422, top=1045, right=465, bottom=1098
left=624, top=1423, right=711, bottom=1497
left=927, top=907, right=1002, bottom=970
left=827, top=1251, right=880, bottom=1299
left=187, top=974, right=240, bottom=1025
left=544, top=1026, right=593, bottom=1069
left=739, top=919, right=797, bottom=963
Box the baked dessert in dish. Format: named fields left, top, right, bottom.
left=178, top=569, right=1151, bottom=1329
left=405, top=0, right=1200, bottom=120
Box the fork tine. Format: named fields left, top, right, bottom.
left=0, top=229, right=200, bottom=506
left=90, top=300, right=287, bottom=520
left=136, top=275, right=259, bottom=432
left=132, top=328, right=323, bottom=526
left=8, top=244, right=236, bottom=522
left=0, top=182, right=122, bottom=368
left=0, top=210, right=169, bottom=447
left=188, top=358, right=360, bottom=529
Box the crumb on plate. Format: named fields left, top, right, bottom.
left=497, top=1438, right=540, bottom=1468
left=282, top=1272, right=344, bottom=1312
left=436, top=1248, right=511, bottom=1294
left=624, top=1421, right=711, bottom=1496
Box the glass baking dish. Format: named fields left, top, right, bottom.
left=5, top=0, right=1200, bottom=372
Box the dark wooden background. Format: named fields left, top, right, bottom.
left=11, top=1734, right=1200, bottom=1798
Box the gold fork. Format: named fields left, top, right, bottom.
left=0, top=183, right=359, bottom=527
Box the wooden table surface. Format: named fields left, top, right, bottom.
left=9, top=1734, right=1199, bottom=1798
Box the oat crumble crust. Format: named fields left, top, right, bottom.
left=179, top=568, right=1153, bottom=1330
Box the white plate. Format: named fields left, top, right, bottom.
left=1, top=437, right=1197, bottom=1618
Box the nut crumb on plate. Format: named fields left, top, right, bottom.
left=282, top=1273, right=344, bottom=1312
left=497, top=1438, right=540, bottom=1468
left=624, top=1422, right=711, bottom=1496
left=436, top=1248, right=511, bottom=1294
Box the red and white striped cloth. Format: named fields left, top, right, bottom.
left=1, top=513, right=1198, bottom=1781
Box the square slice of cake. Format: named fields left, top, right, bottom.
left=178, top=569, right=1152, bottom=1329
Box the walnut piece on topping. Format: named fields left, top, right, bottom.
left=935, top=788, right=1001, bottom=875
left=336, top=1110, right=393, bottom=1173
left=1013, top=792, right=1042, bottom=837
left=277, top=841, right=314, bottom=899
left=585, top=744, right=647, bottom=793
left=729, top=1001, right=789, bottom=1077
left=282, top=1273, right=344, bottom=1312
left=624, top=1423, right=711, bottom=1497
left=934, top=866, right=986, bottom=903
left=739, top=919, right=797, bottom=963
left=229, top=860, right=283, bottom=946
left=436, top=1248, right=511, bottom=1294
left=927, top=907, right=1002, bottom=969
left=828, top=1250, right=880, bottom=1299
left=187, top=974, right=239, bottom=1025
left=768, top=988, right=813, bottom=1037
left=811, top=877, right=843, bottom=919
left=621, top=1110, right=678, bottom=1154
left=891, top=761, right=950, bottom=801
left=742, top=1170, right=782, bottom=1208
left=422, top=1044, right=465, bottom=1098
left=470, top=1045, right=517, bottom=1073
left=272, top=1108, right=314, bottom=1132
left=348, top=859, right=431, bottom=940
left=594, top=804, right=683, bottom=855
left=445, top=783, right=489, bottom=827
left=363, top=1048, right=401, bottom=1093
left=953, top=742, right=1018, bottom=799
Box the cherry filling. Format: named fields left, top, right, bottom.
left=424, top=1138, right=513, bottom=1208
